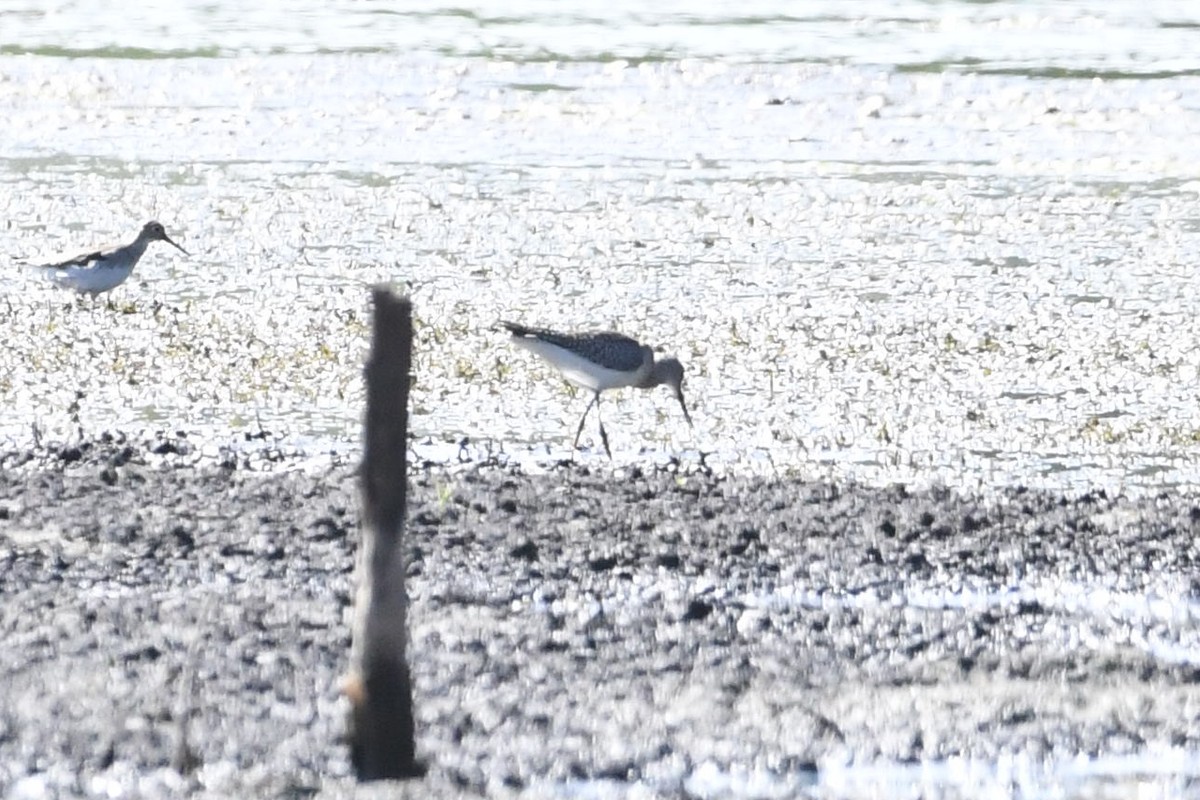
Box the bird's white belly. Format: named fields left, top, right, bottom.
left=50, top=264, right=132, bottom=294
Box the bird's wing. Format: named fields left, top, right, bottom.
left=41, top=249, right=109, bottom=270
left=508, top=324, right=645, bottom=373
left=574, top=332, right=647, bottom=372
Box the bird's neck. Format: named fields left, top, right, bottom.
left=126, top=237, right=152, bottom=258
left=637, top=354, right=665, bottom=389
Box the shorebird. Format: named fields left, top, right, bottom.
left=35, top=220, right=188, bottom=295
left=502, top=321, right=692, bottom=458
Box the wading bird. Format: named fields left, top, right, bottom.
left=35, top=220, right=188, bottom=295
left=502, top=321, right=692, bottom=457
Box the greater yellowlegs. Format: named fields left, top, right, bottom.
left=502, top=321, right=692, bottom=458
left=35, top=220, right=188, bottom=295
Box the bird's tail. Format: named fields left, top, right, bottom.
left=500, top=320, right=534, bottom=337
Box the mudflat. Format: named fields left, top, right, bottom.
left=2, top=435, right=1197, bottom=797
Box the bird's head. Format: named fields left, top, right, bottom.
left=142, top=221, right=189, bottom=256
left=652, top=357, right=692, bottom=427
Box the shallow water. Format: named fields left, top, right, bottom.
left=3, top=2, right=1200, bottom=71
left=5, top=73, right=1200, bottom=496
left=4, top=5, right=1200, bottom=489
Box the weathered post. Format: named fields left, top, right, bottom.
left=346, top=287, right=422, bottom=780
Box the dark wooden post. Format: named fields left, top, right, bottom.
left=346, top=288, right=422, bottom=780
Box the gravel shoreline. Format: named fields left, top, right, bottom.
left=2, top=435, right=1199, bottom=798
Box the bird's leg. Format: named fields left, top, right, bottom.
left=573, top=393, right=600, bottom=452
left=596, top=397, right=612, bottom=459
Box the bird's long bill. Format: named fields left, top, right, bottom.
left=164, top=234, right=189, bottom=256
left=676, top=388, right=693, bottom=428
